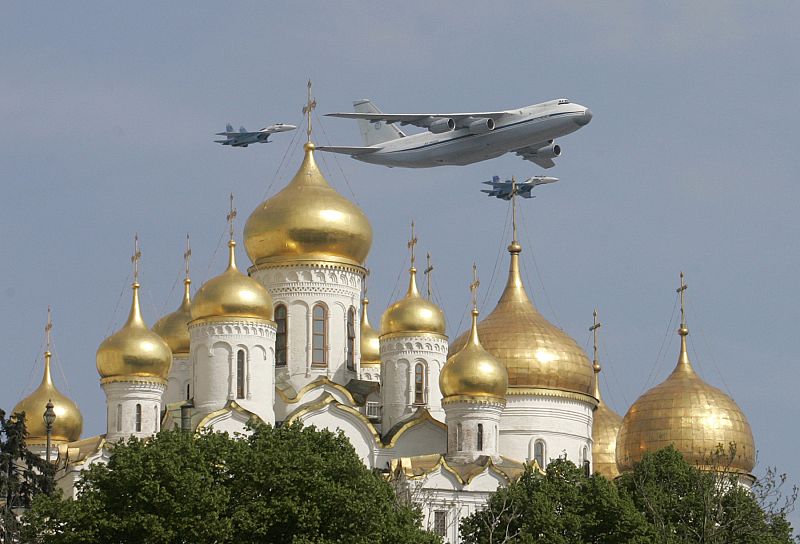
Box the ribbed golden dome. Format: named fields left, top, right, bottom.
left=591, top=363, right=622, bottom=480
left=191, top=241, right=274, bottom=322
left=616, top=326, right=755, bottom=474
left=14, top=351, right=82, bottom=444
left=381, top=268, right=446, bottom=336
left=152, top=278, right=192, bottom=356
left=244, top=142, right=372, bottom=267
left=97, top=283, right=173, bottom=383
left=450, top=242, right=593, bottom=394
left=360, top=298, right=381, bottom=366
left=440, top=308, right=508, bottom=403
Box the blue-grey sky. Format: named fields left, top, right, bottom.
left=3, top=2, right=798, bottom=529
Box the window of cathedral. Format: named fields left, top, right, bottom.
left=275, top=304, right=287, bottom=367
left=312, top=305, right=327, bottom=367
left=477, top=423, right=484, bottom=451
left=433, top=510, right=447, bottom=538
left=236, top=349, right=246, bottom=399
left=346, top=307, right=356, bottom=371
left=534, top=439, right=546, bottom=468
left=414, top=363, right=426, bottom=404
left=456, top=423, right=463, bottom=452
left=135, top=404, right=142, bottom=433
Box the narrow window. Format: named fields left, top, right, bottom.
left=154, top=405, right=159, bottom=432
left=456, top=423, right=463, bottom=452
left=236, top=349, right=246, bottom=399
left=312, top=305, right=327, bottom=366
left=116, top=404, right=122, bottom=432
left=186, top=383, right=190, bottom=400
left=534, top=440, right=546, bottom=468
left=433, top=511, right=447, bottom=537
left=346, top=307, right=356, bottom=371
left=583, top=446, right=590, bottom=477
left=477, top=423, right=484, bottom=451
left=135, top=404, right=142, bottom=432
left=414, top=363, right=425, bottom=404
left=275, top=304, right=287, bottom=367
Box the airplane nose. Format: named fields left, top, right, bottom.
left=575, top=108, right=592, bottom=126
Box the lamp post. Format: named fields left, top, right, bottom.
left=43, top=400, right=56, bottom=464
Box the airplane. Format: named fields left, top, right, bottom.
left=317, top=98, right=591, bottom=168
left=481, top=175, right=558, bottom=200
left=215, top=123, right=296, bottom=147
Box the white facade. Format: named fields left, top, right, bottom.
left=380, top=334, right=447, bottom=430
left=163, top=355, right=191, bottom=406
left=102, top=380, right=166, bottom=442
left=444, top=401, right=504, bottom=463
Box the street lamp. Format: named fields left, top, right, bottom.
left=43, top=399, right=56, bottom=464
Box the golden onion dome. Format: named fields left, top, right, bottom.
left=97, top=282, right=173, bottom=383
left=360, top=298, right=381, bottom=366
left=152, top=278, right=192, bottom=356
left=450, top=241, right=593, bottom=394
left=14, top=351, right=83, bottom=444
left=616, top=325, right=755, bottom=474
left=440, top=308, right=508, bottom=403
left=381, top=267, right=446, bottom=336
left=191, top=240, right=274, bottom=322
left=244, top=142, right=373, bottom=267
left=591, top=361, right=622, bottom=480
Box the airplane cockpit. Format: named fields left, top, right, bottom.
left=557, top=99, right=570, bottom=105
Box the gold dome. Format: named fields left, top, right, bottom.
left=191, top=241, right=274, bottom=322
left=244, top=142, right=372, bottom=267
left=450, top=242, right=593, bottom=394
left=440, top=308, right=508, bottom=403
left=14, top=351, right=82, bottom=444
left=97, top=282, right=173, bottom=383
left=152, top=278, right=192, bottom=356
left=616, top=326, right=755, bottom=474
left=381, top=268, right=446, bottom=337
left=360, top=298, right=381, bottom=366
left=591, top=362, right=622, bottom=480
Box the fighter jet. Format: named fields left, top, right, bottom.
left=481, top=175, right=558, bottom=200
left=215, top=123, right=296, bottom=147
left=317, top=98, right=591, bottom=168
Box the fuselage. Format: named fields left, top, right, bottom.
left=357, top=100, right=591, bottom=168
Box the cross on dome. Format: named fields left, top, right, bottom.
left=407, top=221, right=418, bottom=268
left=676, top=271, right=688, bottom=332
left=131, top=234, right=141, bottom=285
left=183, top=234, right=192, bottom=280
left=302, top=79, right=317, bottom=143
left=590, top=308, right=601, bottom=372
left=227, top=193, right=237, bottom=241
left=45, top=306, right=53, bottom=353
left=424, top=252, right=434, bottom=299
left=470, top=262, right=480, bottom=310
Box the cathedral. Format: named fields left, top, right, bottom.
left=13, top=137, right=757, bottom=544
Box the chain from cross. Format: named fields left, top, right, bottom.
left=183, top=234, right=192, bottom=280
left=407, top=221, right=418, bottom=268
left=676, top=272, right=688, bottom=327
left=302, top=79, right=317, bottom=142
left=45, top=306, right=53, bottom=352
left=423, top=252, right=434, bottom=299
left=227, top=193, right=237, bottom=241
left=469, top=262, right=480, bottom=310
left=589, top=309, right=601, bottom=368
left=131, top=233, right=142, bottom=284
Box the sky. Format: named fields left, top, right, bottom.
left=2, top=1, right=798, bottom=529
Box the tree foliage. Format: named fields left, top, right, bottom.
left=1, top=410, right=54, bottom=544
left=23, top=422, right=439, bottom=544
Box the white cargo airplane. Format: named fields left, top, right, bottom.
left=317, top=98, right=592, bottom=168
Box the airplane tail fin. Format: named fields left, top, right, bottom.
left=239, top=126, right=247, bottom=133
left=226, top=123, right=234, bottom=133
left=353, top=99, right=405, bottom=146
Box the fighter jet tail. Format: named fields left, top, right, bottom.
left=226, top=123, right=234, bottom=133
left=353, top=99, right=405, bottom=146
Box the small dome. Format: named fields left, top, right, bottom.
left=450, top=242, right=593, bottom=395
left=440, top=309, right=508, bottom=402
left=14, top=352, right=82, bottom=444
left=152, top=278, right=192, bottom=356
left=192, top=241, right=273, bottom=322
left=360, top=298, right=380, bottom=366
left=591, top=364, right=622, bottom=480
left=616, top=326, right=755, bottom=474
left=244, top=142, right=372, bottom=267
left=381, top=268, right=446, bottom=336
left=97, top=283, right=173, bottom=383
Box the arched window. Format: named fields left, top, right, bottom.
left=534, top=439, right=546, bottom=468
left=477, top=423, right=484, bottom=451
left=312, top=305, right=327, bottom=366
left=583, top=446, right=590, bottom=477
left=154, top=405, right=159, bottom=432
left=135, top=404, right=142, bottom=433
left=414, top=363, right=425, bottom=404
left=346, top=307, right=356, bottom=371
left=456, top=423, right=463, bottom=452
left=275, top=304, right=287, bottom=367
left=116, top=404, right=122, bottom=432
left=236, top=349, right=246, bottom=399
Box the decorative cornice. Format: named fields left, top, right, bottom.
left=442, top=395, right=506, bottom=406
left=189, top=316, right=276, bottom=329
left=506, top=387, right=599, bottom=407
left=100, top=376, right=167, bottom=387
left=249, top=259, right=367, bottom=276
left=379, top=332, right=448, bottom=343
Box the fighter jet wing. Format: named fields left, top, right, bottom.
left=326, top=111, right=509, bottom=128
left=315, top=145, right=379, bottom=156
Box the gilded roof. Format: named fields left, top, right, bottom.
left=152, top=278, right=192, bottom=356
left=360, top=298, right=381, bottom=365
left=381, top=268, right=446, bottom=336
left=390, top=453, right=525, bottom=485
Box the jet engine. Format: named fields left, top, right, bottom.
left=427, top=118, right=455, bottom=134
left=466, top=118, right=495, bottom=134
left=534, top=142, right=561, bottom=159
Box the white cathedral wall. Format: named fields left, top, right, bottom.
left=163, top=356, right=191, bottom=406
left=444, top=401, right=504, bottom=462
left=102, top=380, right=165, bottom=442
left=189, top=319, right=276, bottom=425
left=499, top=393, right=594, bottom=468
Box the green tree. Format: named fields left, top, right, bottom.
left=23, top=422, right=439, bottom=544
left=0, top=410, right=54, bottom=544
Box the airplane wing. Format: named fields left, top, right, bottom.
left=326, top=111, right=509, bottom=128
left=316, top=145, right=379, bottom=156
left=216, top=131, right=254, bottom=137
left=514, top=144, right=557, bottom=169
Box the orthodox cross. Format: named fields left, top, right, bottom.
left=469, top=262, right=480, bottom=310
left=45, top=306, right=53, bottom=352
left=676, top=272, right=688, bottom=327
left=183, top=234, right=192, bottom=280
left=407, top=221, right=418, bottom=268
left=511, top=176, right=518, bottom=242
left=227, top=193, right=237, bottom=241
left=131, top=234, right=142, bottom=284
left=302, top=79, right=317, bottom=142
left=589, top=309, right=601, bottom=371
left=423, top=252, right=434, bottom=299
